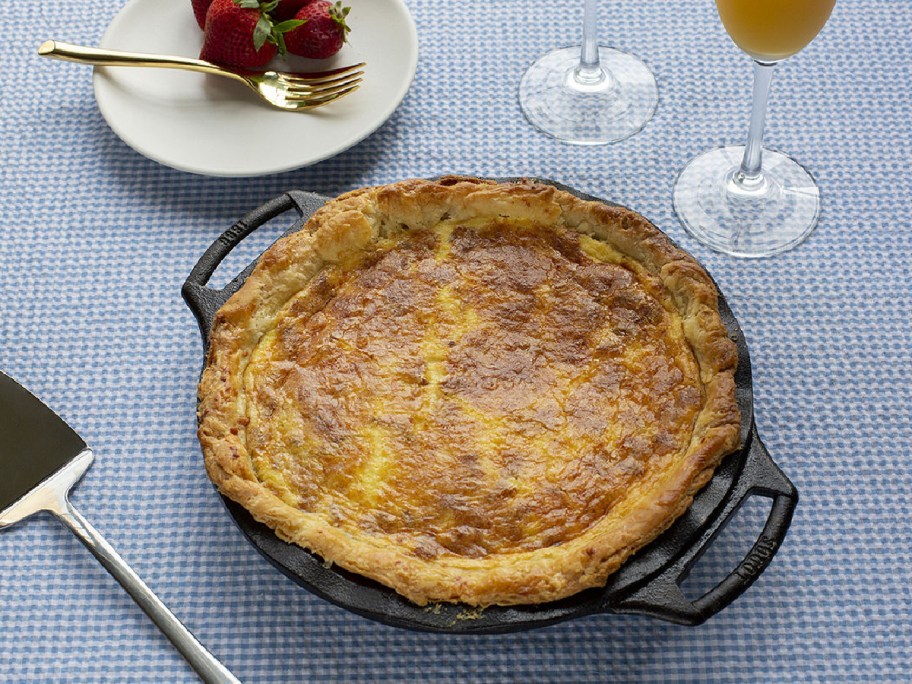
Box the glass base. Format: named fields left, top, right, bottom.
left=519, top=45, right=658, bottom=145
left=673, top=146, right=820, bottom=258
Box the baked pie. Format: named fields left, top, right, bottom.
left=197, top=177, right=740, bottom=606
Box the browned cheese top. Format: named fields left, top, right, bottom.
left=242, top=219, right=704, bottom=561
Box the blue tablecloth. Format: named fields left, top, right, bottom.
left=2, top=0, right=910, bottom=681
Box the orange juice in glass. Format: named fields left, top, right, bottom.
left=716, top=0, right=836, bottom=61
left=673, top=0, right=837, bottom=257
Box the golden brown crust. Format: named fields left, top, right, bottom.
left=197, top=176, right=740, bottom=606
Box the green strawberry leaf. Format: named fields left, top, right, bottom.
left=272, top=19, right=306, bottom=33
left=274, top=32, right=288, bottom=56
left=330, top=2, right=352, bottom=39
left=235, top=0, right=259, bottom=8
left=260, top=0, right=280, bottom=13
left=253, top=14, right=272, bottom=51
left=270, top=18, right=305, bottom=55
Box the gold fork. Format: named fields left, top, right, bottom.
left=39, top=40, right=365, bottom=111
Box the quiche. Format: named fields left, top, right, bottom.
left=197, top=177, right=740, bottom=607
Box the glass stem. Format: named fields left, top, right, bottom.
left=575, top=0, right=605, bottom=84
left=736, top=60, right=777, bottom=186
left=581, top=0, right=599, bottom=69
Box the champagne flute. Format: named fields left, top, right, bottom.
left=673, top=0, right=836, bottom=257
left=519, top=0, right=658, bottom=145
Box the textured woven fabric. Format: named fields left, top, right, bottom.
left=2, top=0, right=911, bottom=681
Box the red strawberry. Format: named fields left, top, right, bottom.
left=273, top=0, right=315, bottom=22
left=200, top=0, right=303, bottom=69
left=192, top=0, right=214, bottom=29
left=285, top=1, right=351, bottom=59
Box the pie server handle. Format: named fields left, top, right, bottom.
left=57, top=500, right=242, bottom=684
left=182, top=191, right=330, bottom=348
left=610, top=423, right=798, bottom=624
left=13, top=451, right=241, bottom=683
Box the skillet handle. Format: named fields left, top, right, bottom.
left=611, top=424, right=798, bottom=625
left=181, top=191, right=328, bottom=347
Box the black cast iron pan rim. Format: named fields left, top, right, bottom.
left=181, top=176, right=798, bottom=634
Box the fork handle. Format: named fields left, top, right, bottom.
left=38, top=40, right=239, bottom=81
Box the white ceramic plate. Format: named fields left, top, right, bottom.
left=94, top=0, right=418, bottom=176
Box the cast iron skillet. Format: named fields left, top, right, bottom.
left=182, top=178, right=798, bottom=633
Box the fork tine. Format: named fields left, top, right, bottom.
left=281, top=70, right=365, bottom=88
left=276, top=62, right=365, bottom=83
left=283, top=76, right=363, bottom=100
left=286, top=84, right=361, bottom=109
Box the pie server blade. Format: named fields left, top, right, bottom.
left=0, top=371, right=240, bottom=684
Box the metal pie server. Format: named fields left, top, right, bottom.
left=0, top=371, right=241, bottom=684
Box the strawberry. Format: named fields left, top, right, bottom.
left=200, top=0, right=303, bottom=69
left=273, top=0, right=316, bottom=22
left=285, top=1, right=351, bottom=59
left=192, top=0, right=215, bottom=29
